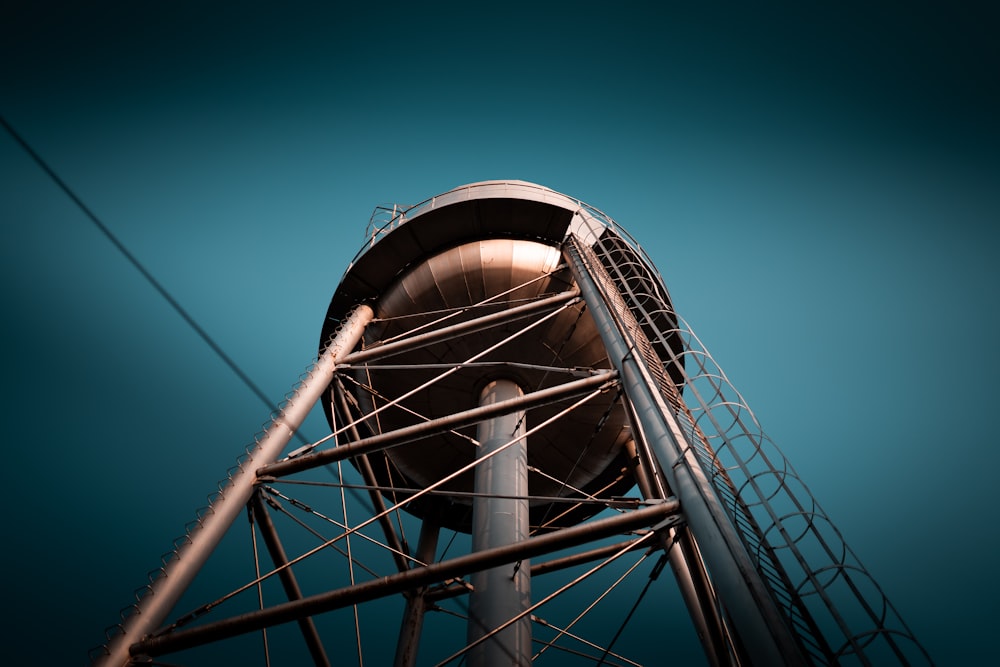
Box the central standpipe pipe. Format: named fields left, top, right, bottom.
left=467, top=379, right=531, bottom=667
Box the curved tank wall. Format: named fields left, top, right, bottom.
left=320, top=181, right=682, bottom=532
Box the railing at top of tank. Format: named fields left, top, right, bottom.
left=347, top=182, right=673, bottom=303
left=364, top=203, right=412, bottom=246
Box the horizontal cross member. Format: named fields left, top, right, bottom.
left=130, top=499, right=679, bottom=658
left=258, top=370, right=618, bottom=479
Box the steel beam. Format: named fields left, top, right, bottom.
left=250, top=492, right=331, bottom=667
left=333, top=381, right=411, bottom=573
left=626, top=425, right=736, bottom=667
left=129, top=500, right=679, bottom=658
left=424, top=538, right=649, bottom=603
left=96, top=305, right=374, bottom=667
left=564, top=237, right=807, bottom=666
left=258, top=371, right=616, bottom=479
left=527, top=538, right=648, bottom=578
left=393, top=517, right=441, bottom=667
left=341, top=288, right=580, bottom=365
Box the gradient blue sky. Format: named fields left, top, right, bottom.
left=2, top=2, right=998, bottom=665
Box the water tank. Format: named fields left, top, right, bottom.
left=319, top=181, right=683, bottom=532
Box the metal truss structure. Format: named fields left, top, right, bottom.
left=92, top=181, right=932, bottom=666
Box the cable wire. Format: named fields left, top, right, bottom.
left=0, top=113, right=298, bottom=438
left=596, top=554, right=669, bottom=666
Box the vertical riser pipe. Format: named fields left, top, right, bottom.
left=467, top=379, right=531, bottom=667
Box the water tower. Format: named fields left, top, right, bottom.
left=92, top=181, right=932, bottom=666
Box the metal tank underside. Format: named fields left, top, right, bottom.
left=319, top=183, right=679, bottom=533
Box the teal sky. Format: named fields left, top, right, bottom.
left=2, top=2, right=998, bottom=665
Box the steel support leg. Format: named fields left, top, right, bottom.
left=334, top=381, right=411, bottom=573
left=96, top=305, right=374, bottom=667
left=626, top=435, right=737, bottom=667
left=394, top=517, right=442, bottom=667
left=564, top=238, right=806, bottom=666
left=251, top=492, right=331, bottom=667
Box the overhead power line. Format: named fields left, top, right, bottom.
left=0, top=114, right=294, bottom=435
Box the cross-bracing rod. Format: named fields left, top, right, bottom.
left=250, top=492, right=331, bottom=667
left=563, top=237, right=808, bottom=666
left=94, top=305, right=375, bottom=667
left=258, top=370, right=617, bottom=479
left=333, top=380, right=411, bottom=573
left=427, top=537, right=652, bottom=603
left=129, top=499, right=680, bottom=658
left=341, top=287, right=580, bottom=365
